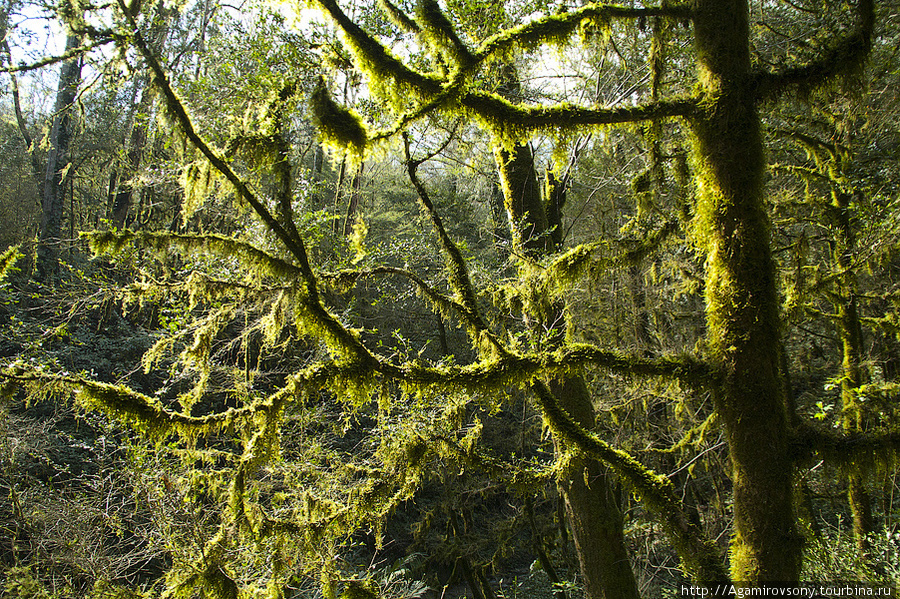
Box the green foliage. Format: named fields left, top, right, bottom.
left=3, top=0, right=900, bottom=594
left=802, top=527, right=900, bottom=583
left=0, top=246, right=23, bottom=284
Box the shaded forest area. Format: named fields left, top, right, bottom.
left=2, top=0, right=900, bottom=597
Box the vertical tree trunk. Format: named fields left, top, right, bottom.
left=496, top=145, right=641, bottom=599
left=310, top=143, right=326, bottom=208
left=36, top=33, right=83, bottom=283
left=691, top=0, right=799, bottom=581
left=1, top=34, right=45, bottom=201
left=111, top=85, right=153, bottom=229
left=111, top=0, right=172, bottom=229
left=831, top=191, right=873, bottom=553
left=550, top=377, right=641, bottom=599
left=342, top=163, right=364, bottom=236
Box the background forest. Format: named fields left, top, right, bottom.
left=1, top=0, right=900, bottom=597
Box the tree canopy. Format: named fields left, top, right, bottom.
left=2, top=0, right=900, bottom=597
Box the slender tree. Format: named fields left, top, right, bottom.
left=36, top=31, right=83, bottom=282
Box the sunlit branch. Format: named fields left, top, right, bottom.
left=0, top=37, right=116, bottom=73
left=311, top=0, right=442, bottom=97
left=315, top=0, right=697, bottom=146
left=127, top=271, right=293, bottom=301
left=115, top=1, right=314, bottom=276
left=379, top=0, right=419, bottom=34
left=117, top=1, right=378, bottom=367
left=0, top=370, right=287, bottom=438
left=474, top=2, right=693, bottom=64
left=374, top=92, right=697, bottom=154
left=463, top=92, right=697, bottom=133
left=84, top=230, right=304, bottom=280
left=368, top=78, right=468, bottom=142
left=379, top=344, right=718, bottom=390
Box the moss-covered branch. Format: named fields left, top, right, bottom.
left=378, top=0, right=419, bottom=34
left=0, top=36, right=116, bottom=73
left=116, top=0, right=316, bottom=279
left=381, top=344, right=717, bottom=391
left=553, top=344, right=718, bottom=387
left=0, top=370, right=284, bottom=441
left=314, top=0, right=697, bottom=148
left=83, top=230, right=303, bottom=281
left=323, top=264, right=493, bottom=348
left=790, top=423, right=900, bottom=469
left=533, top=220, right=679, bottom=299
left=528, top=380, right=728, bottom=584
left=416, top=0, right=474, bottom=69
left=753, top=0, right=874, bottom=101
left=310, top=0, right=442, bottom=101
left=115, top=4, right=381, bottom=368
left=474, top=2, right=693, bottom=63
left=461, top=92, right=697, bottom=139
left=402, top=133, right=507, bottom=356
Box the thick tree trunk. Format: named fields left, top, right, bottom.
left=36, top=33, right=83, bottom=283
left=691, top=0, right=799, bottom=581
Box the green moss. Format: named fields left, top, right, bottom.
left=340, top=581, right=378, bottom=599
left=529, top=379, right=728, bottom=583
left=83, top=230, right=302, bottom=281
left=415, top=0, right=473, bottom=68
left=312, top=0, right=442, bottom=108
left=310, top=78, right=369, bottom=157
left=379, top=0, right=419, bottom=33
left=0, top=245, right=23, bottom=284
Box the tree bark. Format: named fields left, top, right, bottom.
left=831, top=190, right=873, bottom=553
left=496, top=142, right=640, bottom=599
left=550, top=377, right=641, bottom=599
left=36, top=33, right=83, bottom=283
left=691, top=0, right=799, bottom=581
left=111, top=0, right=172, bottom=229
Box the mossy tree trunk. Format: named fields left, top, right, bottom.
left=831, top=190, right=873, bottom=553
left=691, top=0, right=799, bottom=581
left=36, top=32, right=83, bottom=283
left=549, top=377, right=641, bottom=599
left=496, top=145, right=641, bottom=599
